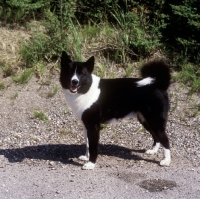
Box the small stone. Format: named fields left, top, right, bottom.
left=49, top=161, right=54, bottom=166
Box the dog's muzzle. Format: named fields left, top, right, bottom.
left=70, top=79, right=80, bottom=93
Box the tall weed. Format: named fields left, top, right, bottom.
left=110, top=8, right=161, bottom=60
left=13, top=68, right=33, bottom=84
left=174, top=63, right=200, bottom=92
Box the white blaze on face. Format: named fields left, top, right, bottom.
left=71, top=66, right=79, bottom=83
left=136, top=77, right=155, bottom=87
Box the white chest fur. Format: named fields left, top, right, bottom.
left=63, top=74, right=101, bottom=120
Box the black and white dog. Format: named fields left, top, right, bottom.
left=60, top=51, right=171, bottom=170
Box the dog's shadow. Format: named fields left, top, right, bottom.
left=0, top=144, right=158, bottom=166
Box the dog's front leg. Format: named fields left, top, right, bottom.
left=78, top=127, right=89, bottom=161
left=82, top=123, right=100, bottom=170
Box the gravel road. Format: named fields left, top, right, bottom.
left=0, top=72, right=199, bottom=199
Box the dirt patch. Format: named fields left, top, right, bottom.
left=138, top=179, right=177, bottom=192
left=113, top=171, right=147, bottom=184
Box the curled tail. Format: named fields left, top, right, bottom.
left=140, top=60, right=171, bottom=90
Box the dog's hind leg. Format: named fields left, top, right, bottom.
left=153, top=128, right=171, bottom=166
left=78, top=127, right=89, bottom=161
left=137, top=112, right=160, bottom=155
left=149, top=127, right=170, bottom=166
left=137, top=112, right=171, bottom=166
left=160, top=147, right=171, bottom=166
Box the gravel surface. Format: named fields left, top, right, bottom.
left=0, top=71, right=200, bottom=198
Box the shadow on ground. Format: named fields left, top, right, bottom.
left=0, top=144, right=158, bottom=166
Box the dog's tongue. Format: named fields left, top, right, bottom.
left=70, top=86, right=78, bottom=93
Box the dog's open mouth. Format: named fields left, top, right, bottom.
left=69, top=85, right=80, bottom=93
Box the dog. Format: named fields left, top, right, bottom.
left=60, top=51, right=171, bottom=170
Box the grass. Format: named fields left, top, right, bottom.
left=33, top=110, right=49, bottom=122
left=100, top=124, right=107, bottom=130
left=0, top=82, right=5, bottom=89
left=34, top=61, right=46, bottom=78
left=125, top=65, right=134, bottom=77
left=173, top=63, right=200, bottom=93
left=47, top=85, right=58, bottom=98
left=171, top=101, right=178, bottom=112
left=13, top=69, right=33, bottom=84
left=94, top=64, right=107, bottom=78
left=63, top=107, right=70, bottom=115
left=193, top=103, right=200, bottom=110
left=31, top=137, right=40, bottom=143
left=191, top=103, right=200, bottom=117
left=59, top=129, right=71, bottom=136
left=19, top=18, right=141, bottom=71
left=191, top=109, right=198, bottom=117
left=2, top=65, right=15, bottom=77
left=10, top=92, right=18, bottom=100
left=0, top=19, right=199, bottom=95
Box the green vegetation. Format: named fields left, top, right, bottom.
left=13, top=69, right=33, bottom=84
left=0, top=82, right=5, bottom=90
left=10, top=92, right=18, bottom=100
left=193, top=104, right=200, bottom=110
left=174, top=63, right=200, bottom=92
left=100, top=124, right=107, bottom=130
left=34, top=61, right=46, bottom=78
left=33, top=110, right=49, bottom=122
left=191, top=109, right=198, bottom=117
left=2, top=65, right=15, bottom=77
left=125, top=65, right=135, bottom=77
left=0, top=0, right=199, bottom=92
left=59, top=129, right=71, bottom=136
left=47, top=85, right=58, bottom=98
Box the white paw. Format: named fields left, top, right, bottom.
left=82, top=162, right=95, bottom=170
left=145, top=149, right=156, bottom=155
left=78, top=155, right=89, bottom=161
left=146, top=143, right=160, bottom=155
left=160, top=158, right=171, bottom=166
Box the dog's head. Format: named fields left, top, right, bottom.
left=60, top=51, right=94, bottom=94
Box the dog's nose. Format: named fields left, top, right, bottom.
left=71, top=79, right=79, bottom=86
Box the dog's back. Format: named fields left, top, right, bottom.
left=96, top=61, right=171, bottom=123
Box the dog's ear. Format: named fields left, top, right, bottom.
left=85, top=56, right=94, bottom=73
left=61, top=51, right=72, bottom=68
